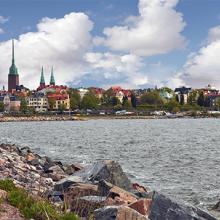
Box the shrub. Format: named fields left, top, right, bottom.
left=0, top=179, right=80, bottom=220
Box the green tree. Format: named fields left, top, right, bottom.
left=188, top=90, right=198, bottom=105
left=59, top=103, right=66, bottom=113
left=131, top=93, right=137, bottom=108
left=122, top=96, right=132, bottom=109
left=215, top=98, right=220, bottom=111
left=165, top=100, right=180, bottom=113
left=69, top=90, right=81, bottom=110
left=0, top=101, right=4, bottom=112
left=140, top=91, right=164, bottom=106
left=81, top=92, right=99, bottom=109
left=197, top=92, right=205, bottom=106
left=101, top=89, right=114, bottom=106
left=20, top=98, right=28, bottom=114
left=160, top=87, right=173, bottom=93
left=48, top=98, right=56, bottom=111
left=111, top=97, right=120, bottom=106
left=114, top=104, right=122, bottom=111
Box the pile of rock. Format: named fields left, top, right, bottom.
left=52, top=160, right=217, bottom=220
left=0, top=143, right=82, bottom=195
left=0, top=144, right=218, bottom=220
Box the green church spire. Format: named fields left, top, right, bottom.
left=9, top=39, right=18, bottom=75
left=40, top=66, right=45, bottom=85
left=50, top=66, right=55, bottom=85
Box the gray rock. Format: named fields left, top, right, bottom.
left=54, top=176, right=83, bottom=191
left=212, top=201, right=220, bottom=212
left=95, top=206, right=118, bottom=220
left=71, top=160, right=132, bottom=191
left=94, top=205, right=148, bottom=220
left=149, top=191, right=217, bottom=220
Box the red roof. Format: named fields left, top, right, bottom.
left=47, top=93, right=69, bottom=100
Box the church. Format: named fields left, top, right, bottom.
left=8, top=40, right=19, bottom=93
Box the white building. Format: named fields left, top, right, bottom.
left=26, top=94, right=48, bottom=112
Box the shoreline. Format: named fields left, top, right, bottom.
left=0, top=114, right=219, bottom=122
left=0, top=143, right=219, bottom=219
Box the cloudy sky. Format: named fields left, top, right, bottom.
left=0, top=0, right=220, bottom=89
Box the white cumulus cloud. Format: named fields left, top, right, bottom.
left=96, top=0, right=186, bottom=56
left=85, top=52, right=148, bottom=88
left=174, top=25, right=220, bottom=89
left=0, top=12, right=93, bottom=89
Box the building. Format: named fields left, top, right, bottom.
left=111, top=86, right=131, bottom=103
left=0, top=94, right=20, bottom=112
left=47, top=93, right=70, bottom=110
left=8, top=40, right=19, bottom=93
left=26, top=93, right=48, bottom=112
left=174, top=87, right=192, bottom=104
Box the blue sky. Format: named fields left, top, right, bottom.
left=0, top=0, right=220, bottom=89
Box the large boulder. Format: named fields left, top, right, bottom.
left=54, top=176, right=84, bottom=191
left=212, top=200, right=220, bottom=212
left=148, top=191, right=217, bottom=220
left=94, top=205, right=149, bottom=220
left=71, top=196, right=106, bottom=217
left=73, top=160, right=132, bottom=191
left=48, top=165, right=66, bottom=181
left=66, top=182, right=99, bottom=198
left=129, top=198, right=152, bottom=217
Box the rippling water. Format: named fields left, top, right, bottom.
left=0, top=118, right=220, bottom=210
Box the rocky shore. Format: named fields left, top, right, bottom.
left=0, top=143, right=220, bottom=220
left=0, top=115, right=84, bottom=122
left=0, top=114, right=217, bottom=123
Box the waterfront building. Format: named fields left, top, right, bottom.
left=89, top=87, right=105, bottom=99
left=47, top=93, right=70, bottom=110
left=201, top=84, right=219, bottom=96
left=111, top=86, right=131, bottom=103
left=0, top=94, right=20, bottom=112
left=174, top=87, right=192, bottom=104
left=26, top=93, right=48, bottom=112
left=8, top=40, right=19, bottom=93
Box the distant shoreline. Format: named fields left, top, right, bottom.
left=0, top=114, right=219, bottom=122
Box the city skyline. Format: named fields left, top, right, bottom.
left=0, top=0, right=220, bottom=90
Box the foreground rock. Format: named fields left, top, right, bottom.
left=55, top=160, right=132, bottom=191
left=0, top=144, right=76, bottom=195
left=148, top=191, right=217, bottom=220
left=0, top=144, right=218, bottom=220
left=94, top=206, right=149, bottom=220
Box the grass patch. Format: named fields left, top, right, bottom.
left=0, top=179, right=80, bottom=220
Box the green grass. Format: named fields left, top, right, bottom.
left=0, top=179, right=80, bottom=220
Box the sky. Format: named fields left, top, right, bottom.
left=0, top=0, right=220, bottom=90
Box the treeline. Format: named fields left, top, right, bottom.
left=68, top=88, right=204, bottom=112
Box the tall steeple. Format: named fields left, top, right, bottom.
left=8, top=39, right=19, bottom=92
left=9, top=39, right=18, bottom=75
left=40, top=66, right=45, bottom=87
left=50, top=66, right=55, bottom=86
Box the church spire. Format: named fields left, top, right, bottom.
left=50, top=66, right=55, bottom=85
left=40, top=66, right=45, bottom=87
left=12, top=39, right=15, bottom=64
left=9, top=39, right=18, bottom=75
